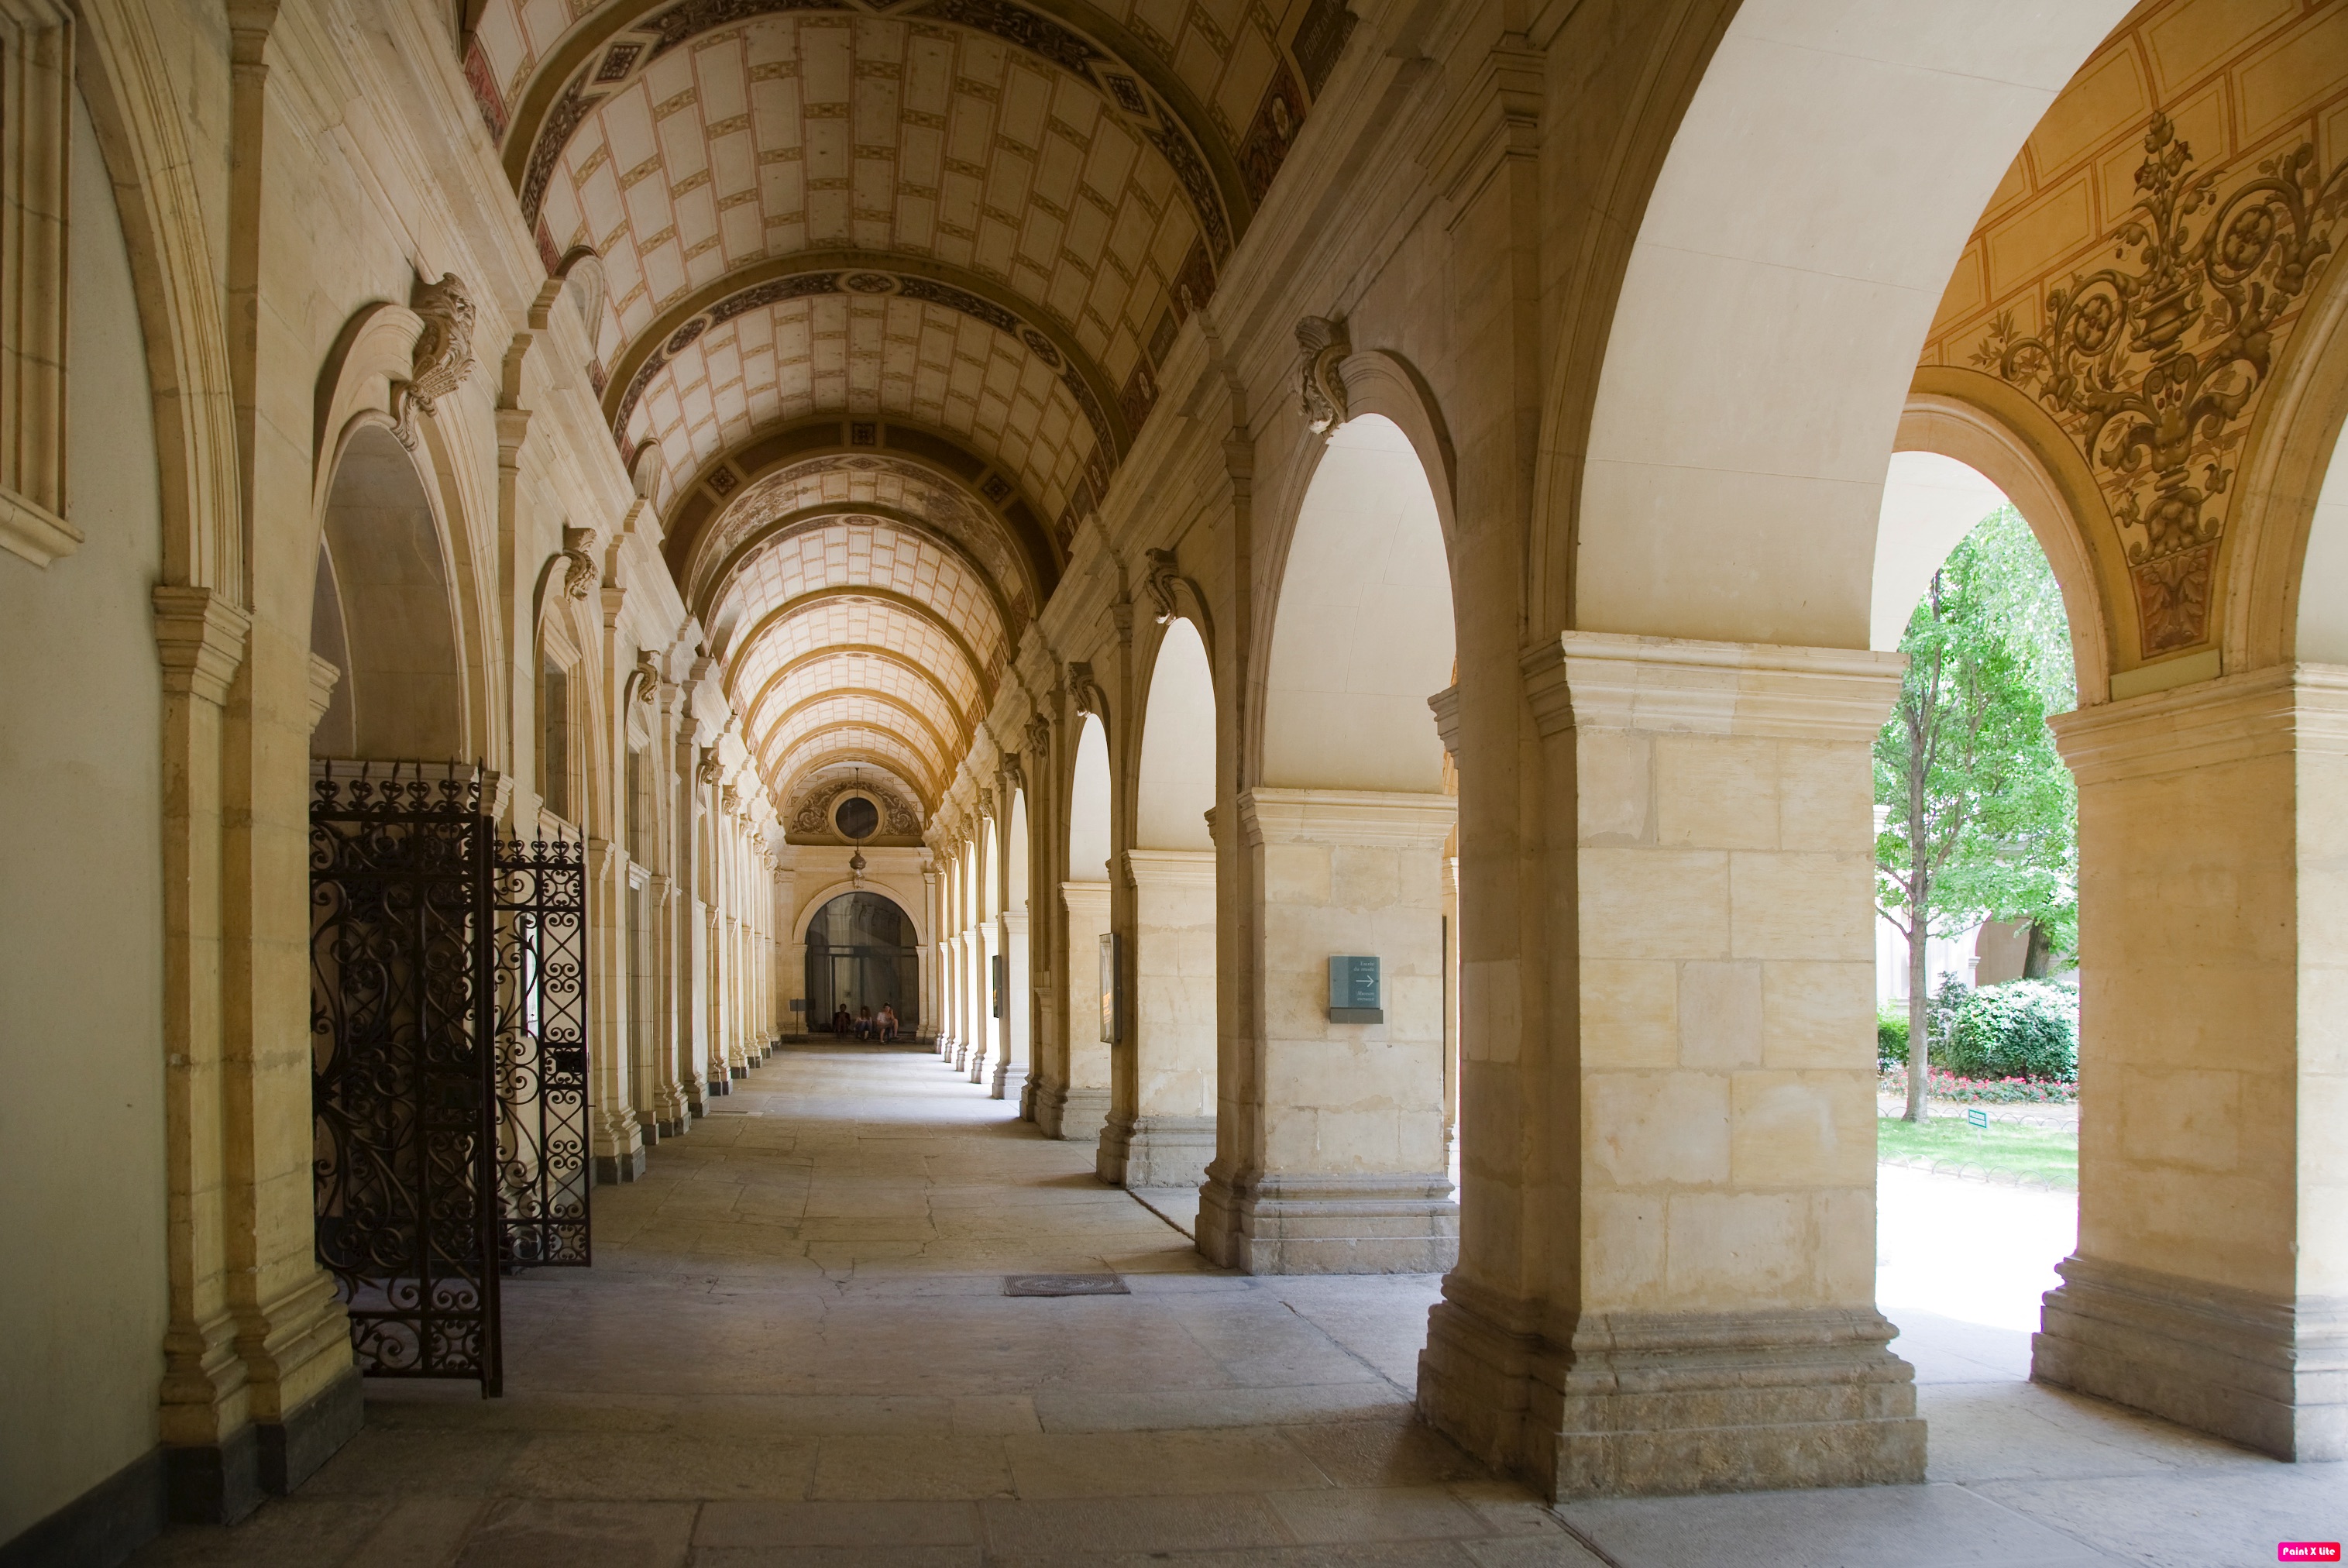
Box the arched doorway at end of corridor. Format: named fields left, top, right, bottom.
left=805, top=891, right=920, bottom=1039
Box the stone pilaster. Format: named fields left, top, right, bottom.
left=1418, top=631, right=1922, bottom=1498
left=1200, top=789, right=1457, bottom=1274
left=1098, top=850, right=1216, bottom=1188
left=1043, top=880, right=1113, bottom=1143
left=2033, top=665, right=2348, bottom=1460
left=995, top=907, right=1030, bottom=1102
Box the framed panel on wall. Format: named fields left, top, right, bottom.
left=1098, top=931, right=1122, bottom=1045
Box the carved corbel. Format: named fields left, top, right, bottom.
left=697, top=751, right=723, bottom=787
left=560, top=526, right=599, bottom=598
left=630, top=651, right=660, bottom=706
left=1142, top=548, right=1180, bottom=624
left=1024, top=712, right=1051, bottom=760
left=1297, top=315, right=1350, bottom=435
left=393, top=273, right=477, bottom=450
left=1067, top=661, right=1107, bottom=718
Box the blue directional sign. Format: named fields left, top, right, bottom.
left=1327, top=954, right=1382, bottom=1024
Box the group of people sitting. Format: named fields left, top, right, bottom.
left=829, top=1002, right=900, bottom=1042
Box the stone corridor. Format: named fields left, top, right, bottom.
left=121, top=1046, right=2343, bottom=1567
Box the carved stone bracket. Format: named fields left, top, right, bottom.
left=1025, top=712, right=1051, bottom=760
left=1143, top=548, right=1181, bottom=624
left=1067, top=661, right=1108, bottom=718
left=696, top=751, right=723, bottom=787
left=1297, top=315, right=1351, bottom=434
left=560, top=526, right=599, bottom=599
left=393, top=272, right=477, bottom=450
left=153, top=586, right=252, bottom=708
left=630, top=650, right=660, bottom=706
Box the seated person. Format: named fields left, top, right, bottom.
left=877, top=1004, right=899, bottom=1042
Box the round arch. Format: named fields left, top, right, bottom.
left=1896, top=374, right=2118, bottom=706
left=308, top=419, right=469, bottom=762
left=1557, top=3, right=2133, bottom=647
left=1257, top=412, right=1456, bottom=793
left=1135, top=617, right=1215, bottom=852
left=802, top=889, right=922, bottom=1033
left=1067, top=712, right=1112, bottom=884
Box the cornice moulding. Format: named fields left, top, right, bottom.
left=153, top=586, right=253, bottom=706
left=0, top=485, right=81, bottom=566
left=2048, top=663, right=2348, bottom=786
left=1121, top=847, right=1218, bottom=887
left=1528, top=631, right=1904, bottom=743
left=1237, top=786, right=1456, bottom=849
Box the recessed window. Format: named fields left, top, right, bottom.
left=834, top=795, right=878, bottom=840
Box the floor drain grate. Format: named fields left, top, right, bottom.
left=1002, top=1273, right=1129, bottom=1297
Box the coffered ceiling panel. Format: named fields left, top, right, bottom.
left=689, top=451, right=1035, bottom=617
left=746, top=650, right=968, bottom=748
left=726, top=596, right=988, bottom=720
left=531, top=15, right=1205, bottom=387
left=765, top=722, right=941, bottom=800
left=756, top=690, right=951, bottom=778
left=626, top=292, right=1096, bottom=521
left=709, top=519, right=1009, bottom=668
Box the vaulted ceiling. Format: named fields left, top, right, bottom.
left=464, top=0, right=1356, bottom=824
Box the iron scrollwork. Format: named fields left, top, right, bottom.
left=310, top=762, right=594, bottom=1395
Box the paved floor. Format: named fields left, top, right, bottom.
left=130, top=1044, right=2341, bottom=1566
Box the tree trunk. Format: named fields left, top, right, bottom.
left=1903, top=703, right=1930, bottom=1124
left=1904, top=915, right=1929, bottom=1123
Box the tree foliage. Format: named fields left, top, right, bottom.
left=1876, top=504, right=2077, bottom=1119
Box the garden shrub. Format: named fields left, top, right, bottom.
left=1878, top=1002, right=1909, bottom=1068
left=1943, top=979, right=2076, bottom=1081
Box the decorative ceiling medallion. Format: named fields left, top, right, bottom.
left=1978, top=114, right=2347, bottom=656
left=612, top=268, right=1119, bottom=462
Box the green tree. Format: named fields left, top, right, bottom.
left=1877, top=505, right=2076, bottom=1122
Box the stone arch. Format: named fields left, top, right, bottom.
left=796, top=881, right=926, bottom=948
left=1896, top=375, right=2117, bottom=705
left=1134, top=617, right=1215, bottom=852
left=1068, top=713, right=1112, bottom=884
left=2219, top=247, right=2348, bottom=670
left=1258, top=412, right=1456, bottom=793
left=1559, top=4, right=2133, bottom=645
left=309, top=420, right=469, bottom=762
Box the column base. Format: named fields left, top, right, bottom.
left=1418, top=1284, right=1924, bottom=1501
left=1198, top=1171, right=1456, bottom=1274
left=1095, top=1112, right=1214, bottom=1188
left=257, top=1365, right=363, bottom=1495
left=595, top=1146, right=647, bottom=1184
left=992, top=1063, right=1025, bottom=1102
left=1018, top=1074, right=1040, bottom=1121
left=2033, top=1253, right=2348, bottom=1460
left=166, top=1425, right=261, bottom=1525
left=1036, top=1084, right=1110, bottom=1144
left=706, top=1075, right=731, bottom=1098
left=729, top=1064, right=747, bottom=1079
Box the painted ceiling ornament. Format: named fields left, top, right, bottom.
left=1143, top=548, right=1181, bottom=624
left=393, top=272, right=478, bottom=450
left=559, top=526, right=600, bottom=599
left=1977, top=114, right=2348, bottom=656
left=1296, top=315, right=1351, bottom=435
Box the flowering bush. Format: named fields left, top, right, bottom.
left=1879, top=1065, right=2076, bottom=1104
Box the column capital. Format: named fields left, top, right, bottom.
left=153, top=586, right=252, bottom=706
left=1236, top=786, right=1455, bottom=850
left=2048, top=663, right=2348, bottom=786
left=1521, top=631, right=1902, bottom=742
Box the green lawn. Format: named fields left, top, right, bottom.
left=1878, top=1114, right=2077, bottom=1190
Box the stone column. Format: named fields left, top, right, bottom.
left=1045, top=881, right=1113, bottom=1142
left=995, top=908, right=1030, bottom=1101
left=1418, top=631, right=1922, bottom=1499
left=919, top=863, right=940, bottom=1044
left=974, top=918, right=1002, bottom=1085
left=2033, top=666, right=2348, bottom=1460
left=589, top=837, right=645, bottom=1183
left=1199, top=789, right=1456, bottom=1273
left=1098, top=849, right=1217, bottom=1187
left=645, top=873, right=688, bottom=1136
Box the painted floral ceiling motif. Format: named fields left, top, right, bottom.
left=1920, top=0, right=2348, bottom=672
left=463, top=0, right=1359, bottom=810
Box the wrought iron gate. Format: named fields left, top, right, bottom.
left=490, top=837, right=590, bottom=1267
left=309, top=764, right=592, bottom=1394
